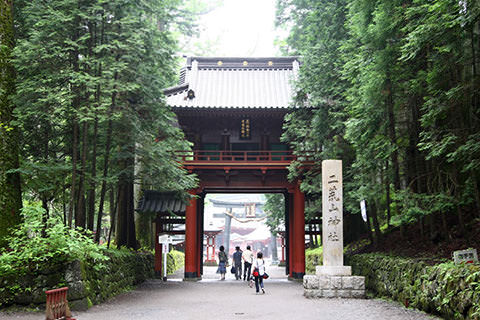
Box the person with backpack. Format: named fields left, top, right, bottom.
left=252, top=251, right=266, bottom=294
left=217, top=245, right=228, bottom=280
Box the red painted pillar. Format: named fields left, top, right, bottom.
left=184, top=192, right=198, bottom=279
left=292, top=183, right=305, bottom=279
left=154, top=216, right=162, bottom=277
left=288, top=193, right=294, bottom=277
left=211, top=235, right=216, bottom=261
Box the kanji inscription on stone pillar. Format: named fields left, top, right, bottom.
left=317, top=159, right=351, bottom=276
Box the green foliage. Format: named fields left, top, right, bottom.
left=305, top=246, right=323, bottom=274
left=166, top=249, right=184, bottom=274
left=0, top=0, right=22, bottom=248
left=0, top=203, right=107, bottom=278
left=83, top=249, right=154, bottom=306
left=264, top=194, right=285, bottom=235
left=10, top=0, right=198, bottom=245
left=347, top=253, right=480, bottom=320
left=277, top=0, right=480, bottom=239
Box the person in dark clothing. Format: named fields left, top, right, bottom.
left=216, top=245, right=228, bottom=280
left=232, top=246, right=243, bottom=280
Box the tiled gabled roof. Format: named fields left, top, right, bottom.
left=137, top=190, right=186, bottom=214
left=164, top=57, right=300, bottom=109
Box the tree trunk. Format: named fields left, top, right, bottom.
left=386, top=76, right=400, bottom=191
left=308, top=224, right=314, bottom=248
left=95, top=32, right=117, bottom=241
left=385, top=160, right=391, bottom=228
left=116, top=171, right=128, bottom=247
left=95, top=115, right=113, bottom=243
left=452, top=169, right=466, bottom=235
left=364, top=201, right=375, bottom=246
left=271, top=233, right=278, bottom=262
left=68, top=120, right=78, bottom=227
left=86, top=17, right=99, bottom=233
left=86, top=116, right=97, bottom=232
left=471, top=26, right=478, bottom=124
left=0, top=0, right=22, bottom=247
left=115, top=120, right=137, bottom=249
left=474, top=178, right=480, bottom=219
left=107, top=184, right=117, bottom=248
left=370, top=200, right=382, bottom=246
left=75, top=121, right=88, bottom=229
left=69, top=6, right=81, bottom=228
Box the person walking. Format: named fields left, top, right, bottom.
left=253, top=251, right=266, bottom=294
left=232, top=246, right=243, bottom=280
left=217, top=245, right=228, bottom=280
left=242, top=245, right=254, bottom=281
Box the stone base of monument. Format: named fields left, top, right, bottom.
left=303, top=266, right=365, bottom=299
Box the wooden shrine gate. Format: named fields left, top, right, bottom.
left=156, top=56, right=317, bottom=280
left=178, top=150, right=314, bottom=280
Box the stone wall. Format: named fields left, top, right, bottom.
left=304, top=273, right=365, bottom=298
left=0, top=250, right=154, bottom=311
left=346, top=253, right=480, bottom=320
left=80, top=250, right=154, bottom=309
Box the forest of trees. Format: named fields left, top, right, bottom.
left=1, top=0, right=479, bottom=252
left=277, top=0, right=480, bottom=244
left=0, top=0, right=201, bottom=249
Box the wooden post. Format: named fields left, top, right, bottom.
left=184, top=192, right=198, bottom=280
left=292, top=182, right=305, bottom=279
left=288, top=192, right=294, bottom=277
left=154, top=216, right=162, bottom=277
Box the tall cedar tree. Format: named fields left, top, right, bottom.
left=277, top=0, right=480, bottom=244
left=0, top=0, right=22, bottom=247
left=13, top=0, right=197, bottom=249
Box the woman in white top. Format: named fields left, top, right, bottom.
left=253, top=252, right=266, bottom=294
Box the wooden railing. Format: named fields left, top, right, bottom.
left=45, top=287, right=75, bottom=320
left=175, top=150, right=316, bottom=164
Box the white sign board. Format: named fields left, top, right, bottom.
left=158, top=234, right=171, bottom=244
left=360, top=200, right=367, bottom=222
left=453, top=248, right=478, bottom=264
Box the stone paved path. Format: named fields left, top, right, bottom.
left=0, top=265, right=441, bottom=320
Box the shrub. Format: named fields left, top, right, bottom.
left=347, top=253, right=480, bottom=320
left=305, top=247, right=323, bottom=274
left=167, top=250, right=184, bottom=274
left=0, top=203, right=108, bottom=279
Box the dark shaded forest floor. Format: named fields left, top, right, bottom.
left=350, top=212, right=480, bottom=264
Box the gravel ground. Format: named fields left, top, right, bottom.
left=0, top=278, right=440, bottom=320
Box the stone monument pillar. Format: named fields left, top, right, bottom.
left=304, top=160, right=365, bottom=298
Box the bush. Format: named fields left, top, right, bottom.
left=305, top=247, right=323, bottom=274
left=167, top=250, right=184, bottom=274
left=347, top=253, right=480, bottom=320
left=0, top=203, right=107, bottom=279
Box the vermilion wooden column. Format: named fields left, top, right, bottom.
left=288, top=192, right=294, bottom=277
left=197, top=194, right=204, bottom=278
left=184, top=192, right=198, bottom=280
left=292, top=183, right=305, bottom=279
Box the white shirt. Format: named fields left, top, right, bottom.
left=254, top=258, right=265, bottom=275
left=242, top=249, right=254, bottom=264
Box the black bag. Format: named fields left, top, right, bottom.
left=231, top=265, right=236, bottom=274
left=263, top=272, right=269, bottom=279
